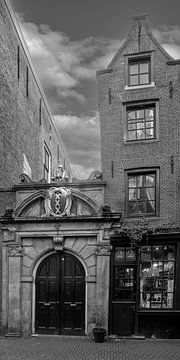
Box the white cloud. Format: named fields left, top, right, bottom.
left=54, top=113, right=100, bottom=178
left=152, top=25, right=180, bottom=59
left=17, top=17, right=120, bottom=103
left=71, top=164, right=95, bottom=180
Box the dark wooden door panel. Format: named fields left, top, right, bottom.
left=112, top=302, right=135, bottom=335
left=36, top=252, right=85, bottom=335
left=111, top=265, right=136, bottom=336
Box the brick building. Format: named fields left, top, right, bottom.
left=0, top=0, right=74, bottom=335
left=97, top=15, right=180, bottom=337
left=0, top=0, right=72, bottom=195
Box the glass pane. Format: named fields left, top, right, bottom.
left=164, top=261, right=174, bottom=276
left=164, top=245, right=175, bottom=260
left=140, top=261, right=152, bottom=276
left=146, top=108, right=154, bottom=119
left=129, top=188, right=136, bottom=200
left=128, top=201, right=137, bottom=214
left=128, top=131, right=136, bottom=140
left=129, top=64, right=138, bottom=74
left=137, top=129, right=145, bottom=139
left=128, top=176, right=136, bottom=187
left=146, top=129, right=154, bottom=138
left=145, top=186, right=155, bottom=200
left=136, top=109, right=144, bottom=119
left=163, top=292, right=173, bottom=308
left=140, top=62, right=149, bottom=73
left=141, top=247, right=151, bottom=262
left=140, top=292, right=151, bottom=308
left=140, top=74, right=149, bottom=84
left=152, top=246, right=163, bottom=260
left=136, top=201, right=145, bottom=214
left=145, top=174, right=155, bottom=186
left=139, top=187, right=146, bottom=200
left=114, top=267, right=135, bottom=300
left=151, top=261, right=163, bottom=277
left=137, top=175, right=143, bottom=187
left=115, top=248, right=125, bottom=261
left=137, top=122, right=145, bottom=129
left=128, top=110, right=136, bottom=120
left=146, top=121, right=154, bottom=128
left=151, top=292, right=162, bottom=308
left=130, top=75, right=139, bottom=86
left=126, top=248, right=136, bottom=260
left=128, top=122, right=136, bottom=130
left=146, top=200, right=155, bottom=214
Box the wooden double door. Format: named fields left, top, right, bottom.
left=35, top=253, right=85, bottom=335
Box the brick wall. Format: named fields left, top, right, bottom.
left=0, top=0, right=72, bottom=190
left=97, top=15, right=180, bottom=227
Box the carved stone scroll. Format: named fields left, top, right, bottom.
left=95, top=244, right=112, bottom=256
left=8, top=245, right=23, bottom=257
left=53, top=236, right=64, bottom=251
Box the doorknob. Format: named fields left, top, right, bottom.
left=70, top=303, right=77, bottom=307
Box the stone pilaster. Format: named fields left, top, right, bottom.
left=7, top=245, right=23, bottom=335
left=95, top=244, right=112, bottom=330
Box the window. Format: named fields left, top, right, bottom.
left=140, top=245, right=175, bottom=309
left=127, top=104, right=155, bottom=141
left=128, top=58, right=150, bottom=86
left=44, top=144, right=51, bottom=182
left=114, top=266, right=136, bottom=301
left=127, top=170, right=159, bottom=217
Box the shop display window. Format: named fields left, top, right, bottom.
left=140, top=245, right=175, bottom=309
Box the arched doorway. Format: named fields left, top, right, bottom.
left=35, top=252, right=85, bottom=335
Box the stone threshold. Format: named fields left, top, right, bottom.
left=109, top=334, right=145, bottom=340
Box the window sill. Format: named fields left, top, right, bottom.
left=124, top=138, right=159, bottom=145
left=138, top=310, right=178, bottom=314
left=125, top=82, right=155, bottom=91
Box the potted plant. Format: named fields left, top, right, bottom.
left=92, top=304, right=106, bottom=343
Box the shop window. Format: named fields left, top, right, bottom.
left=126, top=170, right=159, bottom=217
left=140, top=245, right=175, bottom=309
left=44, top=144, right=51, bottom=182
left=126, top=104, right=155, bottom=141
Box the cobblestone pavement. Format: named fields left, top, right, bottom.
left=1, top=336, right=180, bottom=360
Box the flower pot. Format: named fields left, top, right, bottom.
left=93, top=328, right=106, bottom=343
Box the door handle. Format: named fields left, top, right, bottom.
left=44, top=302, right=50, bottom=306
left=70, top=303, right=77, bottom=307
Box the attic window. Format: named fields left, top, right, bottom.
left=128, top=57, right=150, bottom=86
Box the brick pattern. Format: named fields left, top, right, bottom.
left=98, top=16, right=180, bottom=227
left=0, top=0, right=72, bottom=190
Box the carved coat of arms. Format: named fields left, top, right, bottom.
left=45, top=187, right=72, bottom=217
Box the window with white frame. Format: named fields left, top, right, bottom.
left=126, top=104, right=155, bottom=141
left=127, top=170, right=159, bottom=217
left=128, top=57, right=150, bottom=87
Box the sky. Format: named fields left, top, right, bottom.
left=11, top=0, right=180, bottom=179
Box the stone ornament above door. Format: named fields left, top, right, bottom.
left=45, top=187, right=72, bottom=217
left=13, top=187, right=100, bottom=218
